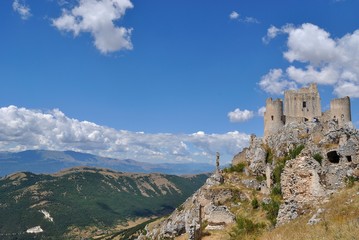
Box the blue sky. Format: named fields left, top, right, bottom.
left=0, top=0, right=358, bottom=165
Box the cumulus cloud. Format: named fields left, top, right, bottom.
left=257, top=106, right=266, bottom=117
left=228, top=108, right=254, bottom=122
left=52, top=0, right=134, bottom=54
left=259, top=68, right=297, bottom=95
left=229, top=11, right=239, bottom=20
left=260, top=23, right=359, bottom=97
left=12, top=0, right=31, bottom=20
left=0, top=106, right=250, bottom=163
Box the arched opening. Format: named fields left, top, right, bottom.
left=271, top=115, right=274, bottom=121
left=327, top=151, right=340, bottom=163
left=346, top=156, right=352, bottom=162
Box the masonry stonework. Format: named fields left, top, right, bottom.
left=264, top=98, right=284, bottom=139
left=264, top=83, right=352, bottom=139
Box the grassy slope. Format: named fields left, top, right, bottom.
left=0, top=168, right=209, bottom=239
left=259, top=182, right=359, bottom=240
left=175, top=169, right=359, bottom=240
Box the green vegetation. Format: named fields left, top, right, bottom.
left=289, top=144, right=305, bottom=159
left=345, top=176, right=358, bottom=188
left=223, top=163, right=246, bottom=173
left=262, top=198, right=280, bottom=226
left=273, top=144, right=305, bottom=188
left=264, top=145, right=274, bottom=164
left=251, top=198, right=259, bottom=209
left=256, top=175, right=266, bottom=182
left=313, top=153, right=323, bottom=165
left=261, top=144, right=305, bottom=227
left=0, top=169, right=208, bottom=239
left=229, top=215, right=266, bottom=240
left=259, top=182, right=359, bottom=240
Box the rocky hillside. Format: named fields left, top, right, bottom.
left=0, top=167, right=209, bottom=239
left=141, top=120, right=359, bottom=239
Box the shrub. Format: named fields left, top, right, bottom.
left=265, top=148, right=274, bottom=164
left=256, top=175, right=266, bottom=182
left=251, top=198, right=259, bottom=209
left=313, top=153, right=323, bottom=165
left=229, top=215, right=265, bottom=239
left=345, top=176, right=357, bottom=188
left=262, top=198, right=280, bottom=226
left=289, top=144, right=305, bottom=159
left=271, top=183, right=282, bottom=196
left=223, top=163, right=246, bottom=173
left=273, top=161, right=285, bottom=185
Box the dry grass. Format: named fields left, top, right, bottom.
left=322, top=142, right=339, bottom=150
left=259, top=182, right=359, bottom=240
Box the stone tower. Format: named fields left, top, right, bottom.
left=330, top=97, right=351, bottom=127
left=264, top=98, right=284, bottom=139
left=284, top=83, right=321, bottom=123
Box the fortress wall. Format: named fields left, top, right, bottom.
left=264, top=98, right=284, bottom=139
left=284, top=84, right=321, bottom=123
left=330, top=97, right=351, bottom=126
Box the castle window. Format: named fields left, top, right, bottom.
left=271, top=116, right=274, bottom=121
left=303, top=101, right=307, bottom=108
left=346, top=156, right=352, bottom=162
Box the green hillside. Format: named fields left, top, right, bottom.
left=0, top=167, right=209, bottom=239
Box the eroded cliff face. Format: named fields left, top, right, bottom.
left=248, top=120, right=359, bottom=226
left=140, top=120, right=359, bottom=239
left=138, top=171, right=237, bottom=240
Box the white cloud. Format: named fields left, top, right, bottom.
left=259, top=68, right=297, bottom=95
left=260, top=23, right=359, bottom=98
left=228, top=108, right=254, bottom=122
left=230, top=11, right=259, bottom=24
left=229, top=11, right=239, bottom=20
left=0, top=106, right=250, bottom=163
left=243, top=17, right=260, bottom=24
left=257, top=107, right=266, bottom=117
left=12, top=0, right=31, bottom=20
left=52, top=0, right=134, bottom=54
left=262, top=24, right=293, bottom=44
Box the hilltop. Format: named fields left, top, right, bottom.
left=140, top=93, right=358, bottom=239
left=0, top=167, right=210, bottom=239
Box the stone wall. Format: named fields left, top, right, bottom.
left=284, top=83, right=321, bottom=123
left=264, top=98, right=284, bottom=139
left=263, top=83, right=352, bottom=139
left=330, top=97, right=351, bottom=127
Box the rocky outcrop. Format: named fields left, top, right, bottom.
left=139, top=172, right=235, bottom=239
left=277, top=156, right=325, bottom=225
left=234, top=120, right=359, bottom=226
left=245, top=135, right=267, bottom=175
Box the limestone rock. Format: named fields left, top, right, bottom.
left=141, top=171, right=235, bottom=239
left=277, top=156, right=325, bottom=226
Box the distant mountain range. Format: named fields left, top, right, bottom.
left=0, top=150, right=215, bottom=176
left=0, top=167, right=210, bottom=239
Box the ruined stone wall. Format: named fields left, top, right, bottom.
left=284, top=83, right=321, bottom=123
left=330, top=97, right=351, bottom=127
left=264, top=98, right=284, bottom=139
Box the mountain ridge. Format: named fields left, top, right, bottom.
left=0, top=149, right=214, bottom=176
left=0, top=166, right=210, bottom=239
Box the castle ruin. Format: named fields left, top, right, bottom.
left=264, top=83, right=351, bottom=139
